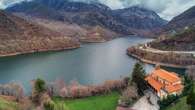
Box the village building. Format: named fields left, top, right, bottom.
left=145, top=67, right=184, bottom=99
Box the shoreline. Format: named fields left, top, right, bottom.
left=0, top=37, right=111, bottom=58
left=128, top=52, right=187, bottom=69
left=0, top=45, right=80, bottom=58
left=0, top=36, right=151, bottom=58
left=0, top=37, right=115, bottom=58
left=126, top=44, right=195, bottom=69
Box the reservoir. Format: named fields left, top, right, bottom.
left=0, top=36, right=154, bottom=93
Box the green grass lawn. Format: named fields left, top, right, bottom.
left=164, top=97, right=191, bottom=110
left=0, top=98, right=20, bottom=110
left=53, top=91, right=120, bottom=110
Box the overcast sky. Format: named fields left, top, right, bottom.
left=0, top=0, right=195, bottom=20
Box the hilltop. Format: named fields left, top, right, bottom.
left=6, top=0, right=167, bottom=38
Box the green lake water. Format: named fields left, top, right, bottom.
left=0, top=36, right=157, bottom=93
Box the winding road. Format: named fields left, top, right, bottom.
left=139, top=45, right=195, bottom=55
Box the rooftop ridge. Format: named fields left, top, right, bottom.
left=160, top=69, right=179, bottom=78
left=151, top=69, right=180, bottom=83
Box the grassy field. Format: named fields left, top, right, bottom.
left=164, top=97, right=191, bottom=110
left=0, top=97, right=20, bottom=110
left=53, top=91, right=120, bottom=110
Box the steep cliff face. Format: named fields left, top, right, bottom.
left=0, top=10, right=80, bottom=56
left=112, top=6, right=167, bottom=29
left=6, top=0, right=166, bottom=37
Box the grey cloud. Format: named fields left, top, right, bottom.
left=0, top=0, right=31, bottom=8
left=97, top=0, right=195, bottom=20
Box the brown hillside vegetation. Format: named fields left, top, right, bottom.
left=150, top=27, right=195, bottom=51
left=28, top=17, right=118, bottom=43
left=127, top=46, right=195, bottom=67
left=0, top=10, right=80, bottom=56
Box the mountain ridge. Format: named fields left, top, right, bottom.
left=150, top=5, right=195, bottom=51
left=6, top=0, right=167, bottom=37
left=162, top=6, right=195, bottom=32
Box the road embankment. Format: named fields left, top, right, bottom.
left=127, top=46, right=195, bottom=69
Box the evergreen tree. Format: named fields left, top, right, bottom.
left=131, top=62, right=147, bottom=95
left=187, top=82, right=195, bottom=109
left=132, top=63, right=146, bottom=82
left=32, top=78, right=46, bottom=105
left=34, top=78, right=46, bottom=93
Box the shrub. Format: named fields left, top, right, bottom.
left=158, top=95, right=179, bottom=109
left=187, top=82, right=195, bottom=107
left=119, top=85, right=138, bottom=107
left=182, top=75, right=193, bottom=96
left=44, top=100, right=69, bottom=110
left=34, top=78, right=46, bottom=93
left=0, top=83, right=24, bottom=101
left=46, top=79, right=126, bottom=98
left=44, top=101, right=55, bottom=110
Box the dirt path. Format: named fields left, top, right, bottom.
left=131, top=92, right=159, bottom=110
left=140, top=45, right=195, bottom=55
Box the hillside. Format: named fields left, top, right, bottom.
left=150, top=27, right=195, bottom=51
left=150, top=5, right=195, bottom=51
left=113, top=6, right=166, bottom=29
left=163, top=6, right=195, bottom=33
left=0, top=10, right=80, bottom=56
left=6, top=0, right=167, bottom=38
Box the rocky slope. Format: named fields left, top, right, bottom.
left=162, top=6, right=195, bottom=33
left=113, top=6, right=166, bottom=29
left=112, top=6, right=167, bottom=37
left=6, top=0, right=167, bottom=38
left=0, top=10, right=80, bottom=56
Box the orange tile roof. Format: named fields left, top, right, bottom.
left=165, top=84, right=184, bottom=93
left=145, top=76, right=163, bottom=92
left=151, top=69, right=181, bottom=83
left=145, top=68, right=184, bottom=95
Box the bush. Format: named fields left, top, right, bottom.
left=44, top=101, right=55, bottom=110
left=47, top=79, right=126, bottom=98
left=34, top=78, right=46, bottom=93
left=182, top=75, right=193, bottom=96
left=119, top=85, right=138, bottom=107
left=187, top=82, right=195, bottom=106
left=158, top=95, right=179, bottom=109
left=0, top=83, right=24, bottom=102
